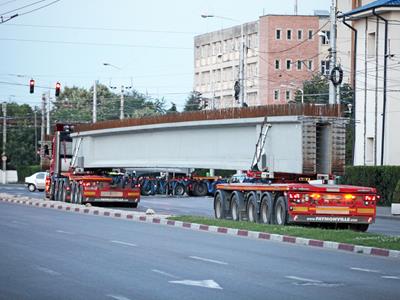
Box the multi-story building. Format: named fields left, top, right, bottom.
left=339, top=0, right=400, bottom=166
left=194, top=12, right=335, bottom=108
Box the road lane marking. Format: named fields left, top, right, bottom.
left=350, top=267, right=381, bottom=273
left=36, top=266, right=61, bottom=276
left=107, top=295, right=132, bottom=300
left=189, top=256, right=228, bottom=265
left=382, top=276, right=400, bottom=280
left=11, top=220, right=28, bottom=225
left=286, top=276, right=344, bottom=287
left=285, top=276, right=322, bottom=283
left=152, top=269, right=179, bottom=279
left=110, top=240, right=137, bottom=247
left=169, top=279, right=223, bottom=289
left=56, top=230, right=73, bottom=235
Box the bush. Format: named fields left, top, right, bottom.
left=393, top=180, right=400, bottom=204
left=17, top=165, right=41, bottom=183
left=341, top=166, right=400, bottom=206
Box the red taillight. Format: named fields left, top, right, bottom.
left=310, top=193, right=321, bottom=200
left=364, top=195, right=376, bottom=201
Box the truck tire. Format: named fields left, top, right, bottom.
left=60, top=181, right=66, bottom=202
left=274, top=196, right=288, bottom=225
left=54, top=180, right=61, bottom=202
left=214, top=191, right=227, bottom=219
left=260, top=193, right=273, bottom=224
left=141, top=180, right=153, bottom=196
left=70, top=183, right=76, bottom=203
left=193, top=181, right=208, bottom=197
left=174, top=183, right=186, bottom=196
left=230, top=194, right=240, bottom=221
left=247, top=194, right=258, bottom=223
left=77, top=186, right=83, bottom=204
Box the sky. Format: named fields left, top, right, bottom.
left=0, top=0, right=331, bottom=111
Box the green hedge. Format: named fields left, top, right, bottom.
left=17, top=165, right=41, bottom=183
left=340, top=166, right=400, bottom=206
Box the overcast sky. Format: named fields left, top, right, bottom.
left=0, top=0, right=331, bottom=110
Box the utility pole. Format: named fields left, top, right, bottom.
left=239, top=23, right=245, bottom=107
left=34, top=110, right=38, bottom=162
left=294, top=0, right=298, bottom=15
left=329, top=0, right=338, bottom=104
left=46, top=90, right=51, bottom=135
left=2, top=102, right=6, bottom=184
left=40, top=94, right=46, bottom=169
left=120, top=85, right=125, bottom=120
left=93, top=80, right=98, bottom=123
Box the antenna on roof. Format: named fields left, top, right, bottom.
left=294, top=0, right=298, bottom=15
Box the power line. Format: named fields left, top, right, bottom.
left=4, top=23, right=198, bottom=35
left=17, top=0, right=60, bottom=16
left=0, top=0, right=18, bottom=8
left=0, top=37, right=192, bottom=50
left=0, top=0, right=47, bottom=15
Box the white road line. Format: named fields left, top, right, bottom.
left=56, top=230, right=73, bottom=235
left=152, top=269, right=179, bottom=279
left=107, top=294, right=132, bottom=300
left=382, top=276, right=400, bottom=280
left=36, top=266, right=61, bottom=276
left=285, top=276, right=322, bottom=283
left=11, top=220, right=28, bottom=225
left=350, top=267, right=381, bottom=273
left=110, top=240, right=137, bottom=247
left=189, top=256, right=228, bottom=265
left=169, top=279, right=223, bottom=290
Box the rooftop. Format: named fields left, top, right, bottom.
left=342, top=0, right=400, bottom=17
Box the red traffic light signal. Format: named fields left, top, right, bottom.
left=29, top=79, right=35, bottom=94
left=55, top=82, right=61, bottom=97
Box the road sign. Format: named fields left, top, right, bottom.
left=1, top=155, right=7, bottom=162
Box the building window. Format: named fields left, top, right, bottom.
left=308, top=29, right=314, bottom=40
left=287, top=29, right=292, bottom=40
left=368, top=32, right=376, bottom=58
left=285, top=90, right=291, bottom=101
left=321, top=60, right=331, bottom=76
left=297, top=29, right=303, bottom=40
left=274, top=90, right=280, bottom=101
left=276, top=29, right=282, bottom=40
left=286, top=59, right=292, bottom=70
left=308, top=60, right=313, bottom=71
left=297, top=60, right=302, bottom=70
left=321, top=30, right=330, bottom=45
left=275, top=59, right=280, bottom=70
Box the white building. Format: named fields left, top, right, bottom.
left=341, top=0, right=400, bottom=166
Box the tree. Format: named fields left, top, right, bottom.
left=167, top=102, right=177, bottom=114
left=184, top=91, right=202, bottom=111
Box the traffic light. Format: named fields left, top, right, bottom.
left=29, top=79, right=35, bottom=94
left=55, top=82, right=61, bottom=97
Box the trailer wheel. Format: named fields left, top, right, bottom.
left=70, top=183, right=76, bottom=203
left=76, top=186, right=83, bottom=204
left=193, top=181, right=208, bottom=197
left=260, top=194, right=273, bottom=224
left=247, top=195, right=258, bottom=223
left=274, top=196, right=288, bottom=225
left=230, top=194, right=240, bottom=221
left=174, top=184, right=186, bottom=196
left=214, top=192, right=226, bottom=219
left=60, top=181, right=66, bottom=202
left=350, top=224, right=369, bottom=232
left=54, top=180, right=61, bottom=202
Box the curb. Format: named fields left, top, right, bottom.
left=1, top=196, right=399, bottom=260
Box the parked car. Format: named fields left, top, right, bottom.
left=25, top=172, right=47, bottom=192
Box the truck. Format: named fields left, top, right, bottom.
left=213, top=115, right=377, bottom=231
left=45, top=124, right=140, bottom=206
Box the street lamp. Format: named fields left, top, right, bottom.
left=201, top=14, right=245, bottom=107
left=102, top=63, right=130, bottom=120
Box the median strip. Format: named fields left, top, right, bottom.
left=1, top=196, right=399, bottom=259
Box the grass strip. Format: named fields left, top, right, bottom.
left=169, top=216, right=400, bottom=251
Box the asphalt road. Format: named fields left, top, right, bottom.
left=1, top=201, right=400, bottom=300
left=2, top=184, right=399, bottom=236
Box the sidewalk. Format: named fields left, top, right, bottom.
left=376, top=206, right=400, bottom=221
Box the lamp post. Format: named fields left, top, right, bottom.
left=103, top=63, right=131, bottom=120
left=201, top=14, right=245, bottom=107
